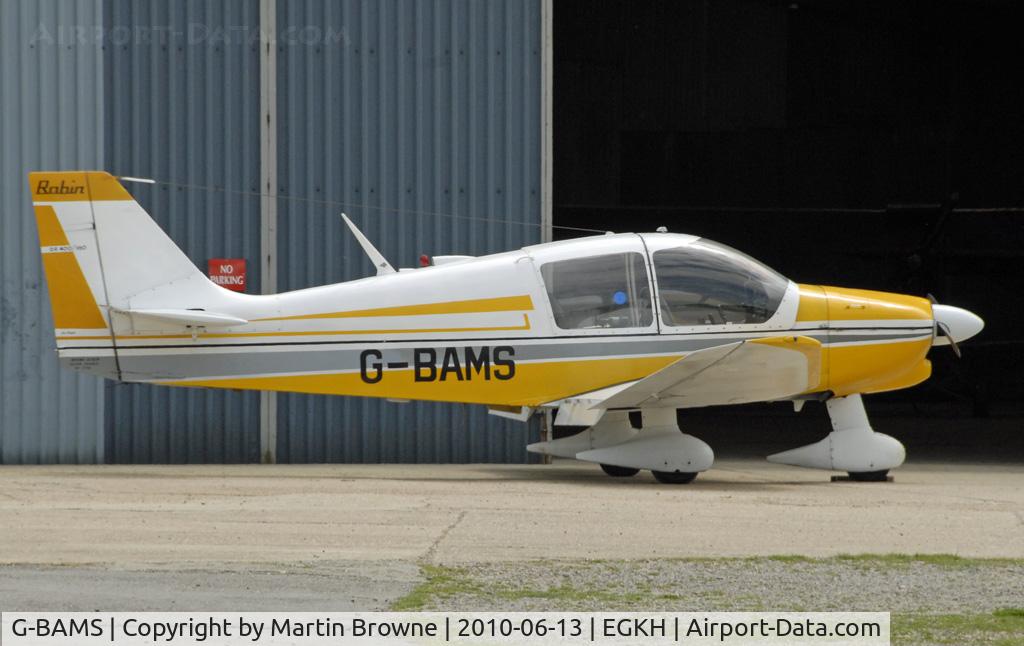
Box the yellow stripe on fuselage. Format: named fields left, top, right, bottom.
left=166, top=354, right=681, bottom=407
left=160, top=334, right=930, bottom=404
left=154, top=331, right=932, bottom=405
left=254, top=295, right=534, bottom=322
left=56, top=314, right=533, bottom=342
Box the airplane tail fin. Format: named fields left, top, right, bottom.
left=28, top=171, right=231, bottom=379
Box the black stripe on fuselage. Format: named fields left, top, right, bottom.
left=61, top=326, right=933, bottom=352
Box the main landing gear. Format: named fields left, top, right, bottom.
left=528, top=393, right=901, bottom=484
left=527, top=409, right=714, bottom=484
left=599, top=463, right=697, bottom=483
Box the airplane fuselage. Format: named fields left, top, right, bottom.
left=57, top=233, right=934, bottom=405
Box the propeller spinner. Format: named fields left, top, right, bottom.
left=928, top=294, right=984, bottom=357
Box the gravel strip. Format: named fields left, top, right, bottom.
left=411, top=558, right=1024, bottom=613
left=0, top=561, right=421, bottom=611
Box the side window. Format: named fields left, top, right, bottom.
left=540, top=252, right=653, bottom=330
left=653, top=241, right=788, bottom=326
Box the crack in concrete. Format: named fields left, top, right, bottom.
left=423, top=511, right=467, bottom=563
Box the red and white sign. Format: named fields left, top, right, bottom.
left=208, top=258, right=247, bottom=292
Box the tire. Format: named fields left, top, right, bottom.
left=847, top=470, right=890, bottom=482
left=600, top=463, right=640, bottom=477
left=651, top=470, right=698, bottom=484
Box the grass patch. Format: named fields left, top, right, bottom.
left=391, top=565, right=659, bottom=610
left=391, top=565, right=487, bottom=611
left=619, top=553, right=1024, bottom=569
left=894, top=610, right=1024, bottom=645
left=745, top=553, right=1024, bottom=568
left=832, top=553, right=1023, bottom=568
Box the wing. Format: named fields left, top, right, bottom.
left=592, top=335, right=822, bottom=410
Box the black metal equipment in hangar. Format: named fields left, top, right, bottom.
left=554, top=0, right=1024, bottom=460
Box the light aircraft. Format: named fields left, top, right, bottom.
left=30, top=171, right=984, bottom=483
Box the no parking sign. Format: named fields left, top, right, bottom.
left=208, top=258, right=247, bottom=292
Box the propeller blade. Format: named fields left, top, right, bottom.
left=936, top=321, right=962, bottom=358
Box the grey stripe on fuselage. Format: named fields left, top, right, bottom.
left=113, top=328, right=933, bottom=381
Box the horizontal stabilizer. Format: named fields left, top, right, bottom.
left=115, top=308, right=247, bottom=328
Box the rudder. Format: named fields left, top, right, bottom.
left=30, top=171, right=121, bottom=378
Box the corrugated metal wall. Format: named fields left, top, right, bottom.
left=2, top=0, right=544, bottom=464
left=274, top=0, right=544, bottom=462
left=0, top=0, right=106, bottom=464
left=101, top=0, right=263, bottom=463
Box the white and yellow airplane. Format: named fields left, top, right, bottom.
left=30, top=171, right=984, bottom=483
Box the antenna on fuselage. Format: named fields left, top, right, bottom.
left=340, top=212, right=396, bottom=275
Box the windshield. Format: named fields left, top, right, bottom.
left=652, top=239, right=788, bottom=326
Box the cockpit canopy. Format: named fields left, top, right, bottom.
left=536, top=235, right=789, bottom=330
left=652, top=239, right=789, bottom=327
